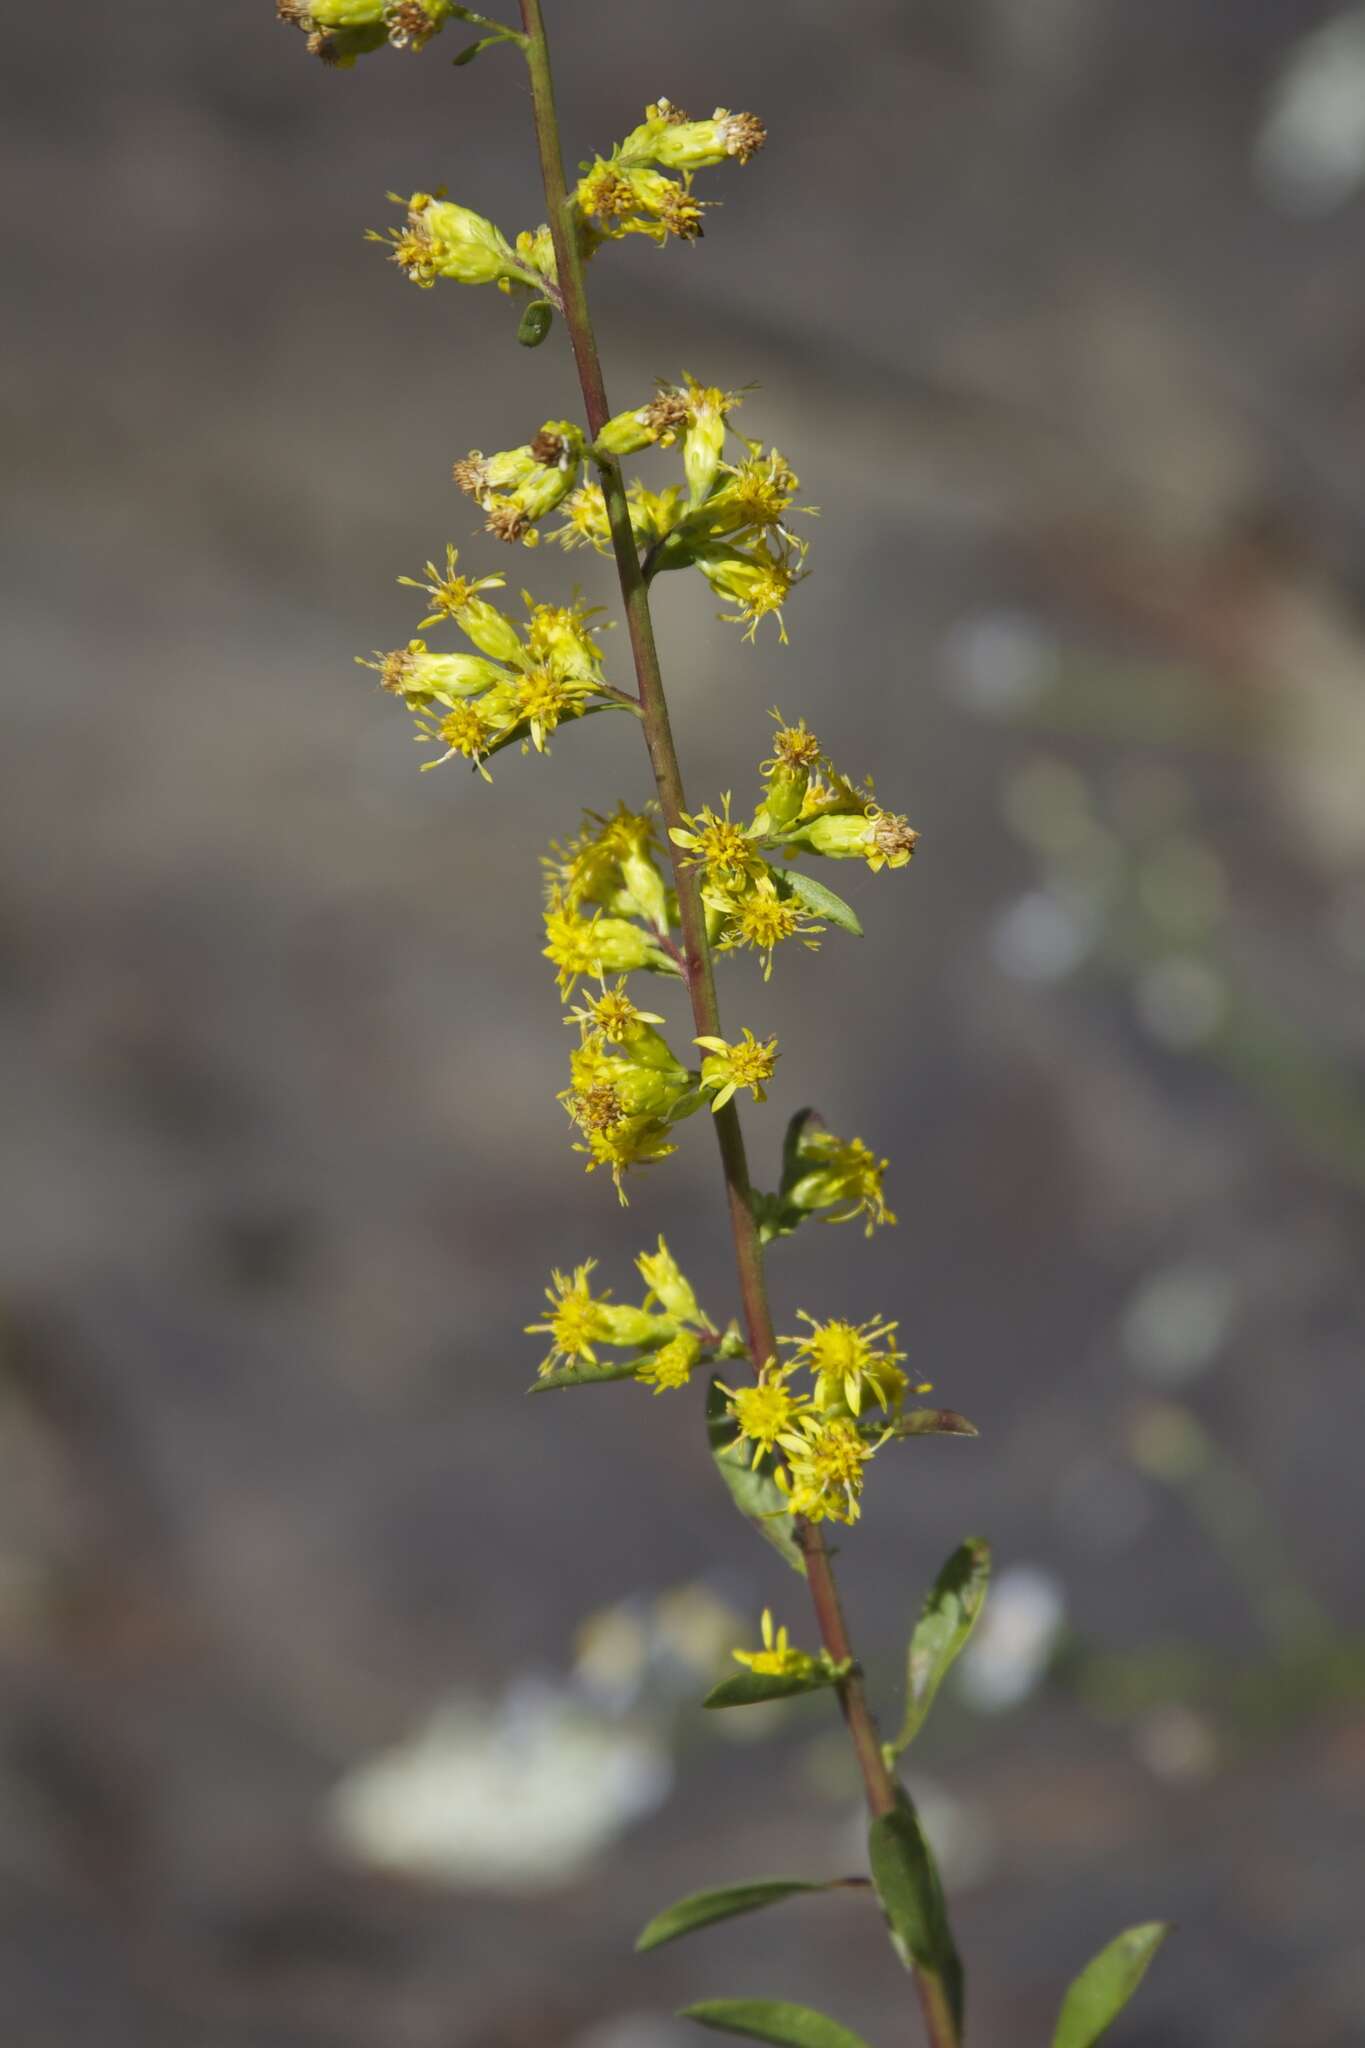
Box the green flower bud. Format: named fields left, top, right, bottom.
left=619, top=847, right=669, bottom=934
left=454, top=598, right=524, bottom=665
left=281, top=1, right=455, bottom=65
left=761, top=770, right=808, bottom=835
left=591, top=918, right=670, bottom=976
left=600, top=1304, right=680, bottom=1350
left=683, top=392, right=728, bottom=507
left=366, top=640, right=509, bottom=702
left=648, top=107, right=768, bottom=172
left=636, top=1237, right=701, bottom=1323
left=802, top=814, right=873, bottom=859
left=594, top=407, right=658, bottom=457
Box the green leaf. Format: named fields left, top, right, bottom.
left=872, top=1409, right=979, bottom=1442
left=516, top=298, right=555, bottom=347
left=781, top=868, right=864, bottom=937
left=868, top=1790, right=963, bottom=2034
left=889, top=1539, right=991, bottom=1755
left=703, top=1667, right=838, bottom=1710
left=681, top=2000, right=873, bottom=2048
left=637, top=1879, right=834, bottom=1953
left=706, top=1377, right=806, bottom=1576
left=528, top=1356, right=647, bottom=1393
left=1051, top=1923, right=1170, bottom=2048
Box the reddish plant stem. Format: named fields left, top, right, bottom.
left=514, top=13, right=954, bottom=2045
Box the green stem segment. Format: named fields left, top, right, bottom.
left=515, top=12, right=955, bottom=2046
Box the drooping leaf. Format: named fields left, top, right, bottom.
left=1051, top=1923, right=1171, bottom=2048
left=780, top=1107, right=824, bottom=1190
left=703, top=1667, right=838, bottom=1710
left=706, top=1377, right=806, bottom=1576
left=528, top=1356, right=648, bottom=1394
left=781, top=868, right=864, bottom=937
left=681, top=1999, right=873, bottom=2048
left=636, top=1879, right=834, bottom=1953
left=867, top=1790, right=963, bottom=2034
left=889, top=1538, right=991, bottom=1755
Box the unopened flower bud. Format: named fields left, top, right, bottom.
left=454, top=598, right=525, bottom=665
left=600, top=1303, right=681, bottom=1350
left=636, top=1236, right=701, bottom=1323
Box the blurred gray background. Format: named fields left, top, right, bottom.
left=3, top=2, right=1365, bottom=2044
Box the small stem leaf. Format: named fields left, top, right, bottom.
left=780, top=868, right=864, bottom=937
left=889, top=1538, right=991, bottom=1755
left=681, top=2000, right=873, bottom=2048
left=528, top=1356, right=651, bottom=1393
left=779, top=1107, right=823, bottom=1191
left=703, top=1667, right=838, bottom=1710
left=868, top=1790, right=964, bottom=2034
left=706, top=1377, right=807, bottom=1576
left=516, top=298, right=555, bottom=346
left=1051, top=1923, right=1171, bottom=2048
left=870, top=1409, right=979, bottom=1442
left=637, top=1879, right=833, bottom=1953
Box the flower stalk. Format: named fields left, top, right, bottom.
left=279, top=4, right=1172, bottom=2042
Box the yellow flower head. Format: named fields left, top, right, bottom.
left=567, top=980, right=665, bottom=1046
left=554, top=481, right=614, bottom=554
left=413, top=699, right=497, bottom=780
left=370, top=191, right=531, bottom=291
left=697, top=539, right=805, bottom=643
left=575, top=1116, right=679, bottom=1204
left=506, top=663, right=596, bottom=752
left=775, top=1415, right=879, bottom=1525
left=783, top=1312, right=913, bottom=1418
left=396, top=545, right=506, bottom=630
left=669, top=794, right=765, bottom=887
left=694, top=1027, right=779, bottom=1112
left=761, top=710, right=824, bottom=778
left=784, top=1128, right=897, bottom=1236
left=714, top=877, right=823, bottom=980
left=731, top=1608, right=817, bottom=1679
left=525, top=1260, right=613, bottom=1377
left=718, top=1359, right=811, bottom=1466
left=542, top=890, right=608, bottom=998
left=637, top=1330, right=702, bottom=1395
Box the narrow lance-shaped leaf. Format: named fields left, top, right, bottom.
left=1051, top=1923, right=1171, bottom=2048
left=888, top=1538, right=991, bottom=1755
left=706, top=1377, right=806, bottom=1576
left=867, top=1789, right=964, bottom=2037
left=781, top=867, right=863, bottom=936
left=529, top=1355, right=655, bottom=1393
left=703, top=1665, right=839, bottom=1710
left=681, top=2000, right=873, bottom=2048
left=637, top=1879, right=848, bottom=1953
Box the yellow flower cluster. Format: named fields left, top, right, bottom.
left=574, top=100, right=766, bottom=249
left=718, top=1315, right=930, bottom=1526
left=525, top=1238, right=713, bottom=1394
left=360, top=550, right=629, bottom=778
left=277, top=0, right=453, bottom=66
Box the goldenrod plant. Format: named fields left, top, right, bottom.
left=277, top=5, right=1169, bottom=2042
